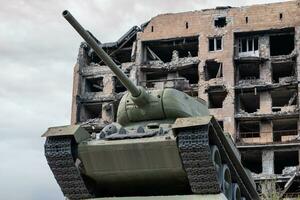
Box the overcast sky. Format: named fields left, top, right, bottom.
left=0, top=0, right=289, bottom=199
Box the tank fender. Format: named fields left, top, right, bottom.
left=172, top=116, right=213, bottom=130
left=41, top=125, right=90, bottom=143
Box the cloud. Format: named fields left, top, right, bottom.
left=0, top=0, right=289, bottom=199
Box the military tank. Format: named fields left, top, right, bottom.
left=43, top=10, right=260, bottom=200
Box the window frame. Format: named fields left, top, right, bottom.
left=208, top=37, right=223, bottom=52
left=238, top=37, right=259, bottom=53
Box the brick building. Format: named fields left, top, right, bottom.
left=70, top=0, right=300, bottom=196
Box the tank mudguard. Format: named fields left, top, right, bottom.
left=42, top=125, right=90, bottom=143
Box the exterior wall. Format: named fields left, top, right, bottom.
left=140, top=1, right=300, bottom=41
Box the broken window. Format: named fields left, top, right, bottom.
left=238, top=37, right=259, bottom=57
left=238, top=92, right=260, bottom=113
left=88, top=26, right=139, bottom=65
left=272, top=62, right=295, bottom=83
left=113, top=77, right=127, bottom=93
left=236, top=63, right=259, bottom=83
left=143, top=36, right=198, bottom=63
left=241, top=151, right=262, bottom=174
left=209, top=37, right=222, bottom=51
left=85, top=77, right=104, bottom=92
left=89, top=45, right=133, bottom=65
left=270, top=34, right=294, bottom=56
left=178, top=64, right=199, bottom=84
left=208, top=87, right=227, bottom=108
left=271, top=89, right=297, bottom=111
left=80, top=103, right=102, bottom=121
left=214, top=17, right=227, bottom=28
left=239, top=121, right=260, bottom=138
left=273, top=119, right=298, bottom=142
left=274, top=151, right=299, bottom=174
left=204, top=60, right=223, bottom=80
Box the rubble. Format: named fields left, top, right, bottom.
left=142, top=56, right=200, bottom=71
left=278, top=76, right=296, bottom=84
left=282, top=166, right=298, bottom=175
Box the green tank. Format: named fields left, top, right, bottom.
left=42, top=10, right=259, bottom=200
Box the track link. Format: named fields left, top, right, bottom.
left=177, top=125, right=221, bottom=194
left=44, top=136, right=93, bottom=200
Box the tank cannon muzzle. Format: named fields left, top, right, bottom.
left=62, top=10, right=141, bottom=97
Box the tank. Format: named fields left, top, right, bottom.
left=42, top=10, right=260, bottom=200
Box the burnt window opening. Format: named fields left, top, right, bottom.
left=80, top=103, right=102, bottom=121
left=271, top=89, right=297, bottom=110
left=241, top=151, right=262, bottom=173
left=144, top=36, right=199, bottom=63
left=238, top=37, right=258, bottom=54
left=151, top=26, right=154, bottom=32
left=273, top=119, right=298, bottom=142
left=272, top=62, right=295, bottom=83
left=204, top=61, right=223, bottom=80
left=236, top=63, right=259, bottom=83
left=274, top=151, right=299, bottom=174
left=113, top=76, right=127, bottom=93
left=279, top=13, right=283, bottom=20
left=89, top=48, right=133, bottom=65
left=89, top=45, right=134, bottom=65
left=185, top=22, right=189, bottom=29
left=87, top=27, right=139, bottom=65
left=245, top=17, right=248, bottom=24
left=239, top=121, right=260, bottom=138
left=238, top=92, right=260, bottom=113
left=178, top=64, right=199, bottom=84
left=270, top=34, right=294, bottom=56
left=208, top=89, right=227, bottom=108
left=85, top=77, right=104, bottom=92
left=214, top=17, right=227, bottom=28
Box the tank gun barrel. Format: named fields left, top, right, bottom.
left=62, top=10, right=141, bottom=97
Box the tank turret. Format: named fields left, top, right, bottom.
left=43, top=10, right=260, bottom=200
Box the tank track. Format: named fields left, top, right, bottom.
left=177, top=125, right=221, bottom=194
left=44, top=136, right=93, bottom=200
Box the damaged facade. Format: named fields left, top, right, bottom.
left=70, top=1, right=300, bottom=197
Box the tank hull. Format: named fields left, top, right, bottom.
left=78, top=135, right=190, bottom=195
left=44, top=116, right=259, bottom=199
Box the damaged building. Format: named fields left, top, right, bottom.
left=70, top=1, right=300, bottom=197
